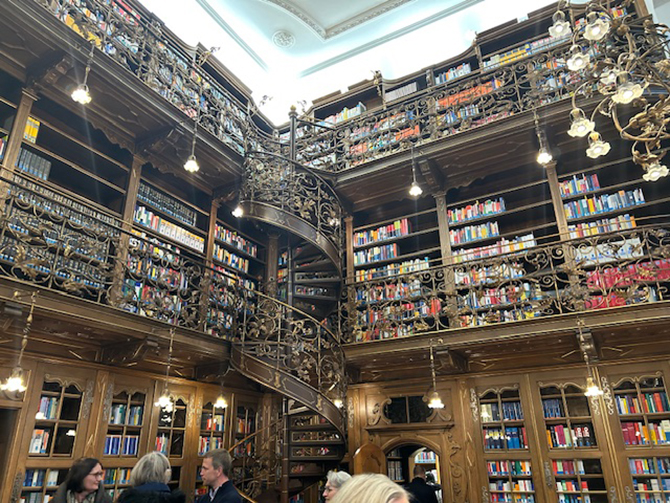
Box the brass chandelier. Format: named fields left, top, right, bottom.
left=550, top=0, right=670, bottom=181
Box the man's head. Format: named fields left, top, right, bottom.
left=200, top=449, right=233, bottom=488
left=413, top=465, right=426, bottom=479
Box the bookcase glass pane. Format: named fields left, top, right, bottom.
left=174, top=400, right=187, bottom=428
left=408, top=396, right=431, bottom=422
left=60, top=396, right=81, bottom=421
left=53, top=425, right=76, bottom=454
left=385, top=397, right=408, bottom=424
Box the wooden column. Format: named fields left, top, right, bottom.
left=199, top=198, right=220, bottom=331
left=1, top=88, right=37, bottom=175
left=434, top=192, right=458, bottom=325
left=544, top=162, right=569, bottom=241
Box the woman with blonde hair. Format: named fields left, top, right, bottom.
left=330, top=473, right=409, bottom=503
left=118, top=451, right=185, bottom=502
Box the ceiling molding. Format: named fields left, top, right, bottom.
left=300, top=0, right=484, bottom=77
left=196, top=0, right=269, bottom=71
left=259, top=0, right=416, bottom=40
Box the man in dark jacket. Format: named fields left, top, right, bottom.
left=197, top=449, right=242, bottom=503
left=406, top=466, right=439, bottom=503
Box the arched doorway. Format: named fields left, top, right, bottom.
left=386, top=443, right=443, bottom=502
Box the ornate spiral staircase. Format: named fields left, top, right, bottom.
left=229, top=116, right=347, bottom=501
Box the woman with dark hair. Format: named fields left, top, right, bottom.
left=52, top=457, right=112, bottom=503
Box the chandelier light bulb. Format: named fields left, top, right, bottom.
left=155, top=393, right=174, bottom=412
left=232, top=205, right=244, bottom=218
left=566, top=45, right=590, bottom=72
left=584, top=376, right=604, bottom=397
left=583, top=12, right=611, bottom=41
left=612, top=75, right=645, bottom=105
left=586, top=132, right=611, bottom=158
left=184, top=154, right=200, bottom=173
left=643, top=161, right=669, bottom=182
left=427, top=390, right=445, bottom=409
left=71, top=84, right=92, bottom=105
left=537, top=147, right=553, bottom=166
left=333, top=397, right=344, bottom=409
left=599, top=67, right=618, bottom=88
left=214, top=395, right=228, bottom=409
left=568, top=109, right=595, bottom=138
left=0, top=368, right=26, bottom=393
left=548, top=10, right=572, bottom=38
left=409, top=181, right=423, bottom=197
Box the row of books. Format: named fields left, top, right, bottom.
left=353, top=218, right=410, bottom=248
left=205, top=309, right=234, bottom=333
left=213, top=244, right=250, bottom=273
left=586, top=260, right=670, bottom=290
left=546, top=424, right=596, bottom=448
left=355, top=280, right=423, bottom=304
left=436, top=62, right=472, bottom=85
left=482, top=29, right=571, bottom=70
left=415, top=450, right=436, bottom=462
left=127, top=256, right=187, bottom=290
left=585, top=286, right=658, bottom=311
left=490, top=495, right=535, bottom=503
left=484, top=426, right=528, bottom=449
left=621, top=420, right=670, bottom=446
left=355, top=257, right=430, bottom=282
left=574, top=237, right=644, bottom=265
left=19, top=494, right=53, bottom=503
left=386, top=82, right=418, bottom=102
left=357, top=299, right=441, bottom=325
left=121, top=280, right=187, bottom=316
left=437, top=78, right=502, bottom=110
left=459, top=307, right=543, bottom=327
left=354, top=321, right=422, bottom=342
left=294, top=285, right=335, bottom=298
left=23, top=117, right=41, bottom=143
left=487, top=460, right=532, bottom=476
left=542, top=399, right=567, bottom=419
left=480, top=401, right=524, bottom=422
left=560, top=173, right=601, bottom=198
left=348, top=125, right=420, bottom=157
left=317, top=102, right=367, bottom=126
left=36, top=396, right=60, bottom=421
left=556, top=480, right=590, bottom=493
left=488, top=479, right=534, bottom=492
left=103, top=467, right=131, bottom=485
left=109, top=404, right=143, bottom=426
left=568, top=213, right=636, bottom=239
left=348, top=111, right=415, bottom=141
left=214, top=224, right=258, bottom=258
left=387, top=460, right=403, bottom=481
left=460, top=282, right=540, bottom=309
left=129, top=230, right=181, bottom=266
left=155, top=434, right=172, bottom=455
left=103, top=434, right=139, bottom=456
left=16, top=147, right=51, bottom=181
left=632, top=478, right=670, bottom=492
left=233, top=440, right=254, bottom=457
left=137, top=182, right=196, bottom=227
left=201, top=415, right=225, bottom=432
left=23, top=469, right=59, bottom=488
left=552, top=459, right=587, bottom=476
left=29, top=429, right=51, bottom=454
left=198, top=435, right=224, bottom=455
left=442, top=104, right=482, bottom=126
left=236, top=417, right=255, bottom=435
left=450, top=221, right=500, bottom=246
left=455, top=263, right=524, bottom=286
left=11, top=174, right=120, bottom=234
left=0, top=134, right=6, bottom=160
left=563, top=188, right=646, bottom=220
left=629, top=457, right=670, bottom=475
left=448, top=198, right=506, bottom=226
left=354, top=243, right=398, bottom=266
left=134, top=205, right=205, bottom=253
left=616, top=392, right=670, bottom=415
left=452, top=234, right=536, bottom=264
left=213, top=266, right=256, bottom=290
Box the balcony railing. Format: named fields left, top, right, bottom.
left=38, top=0, right=652, bottom=172
left=346, top=224, right=670, bottom=343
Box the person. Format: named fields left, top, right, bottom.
left=406, top=466, right=439, bottom=503
left=52, top=458, right=112, bottom=503
left=322, top=470, right=352, bottom=501
left=117, top=451, right=185, bottom=502
left=197, top=448, right=242, bottom=503
left=330, top=473, right=409, bottom=503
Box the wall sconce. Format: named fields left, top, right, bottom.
left=154, top=328, right=175, bottom=412
left=1, top=291, right=38, bottom=393
left=427, top=340, right=444, bottom=409
left=71, top=42, right=95, bottom=105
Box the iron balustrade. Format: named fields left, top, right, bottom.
left=346, top=223, right=670, bottom=343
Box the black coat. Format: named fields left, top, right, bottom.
left=195, top=480, right=242, bottom=503
left=117, top=482, right=186, bottom=503
left=51, top=485, right=112, bottom=503
left=406, top=477, right=439, bottom=503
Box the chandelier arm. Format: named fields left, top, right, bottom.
left=570, top=81, right=592, bottom=110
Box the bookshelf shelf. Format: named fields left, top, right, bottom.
left=540, top=384, right=598, bottom=450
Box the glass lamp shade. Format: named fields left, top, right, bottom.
left=232, top=205, right=244, bottom=217
left=537, top=147, right=553, bottom=166
left=568, top=109, right=595, bottom=138
left=566, top=46, right=590, bottom=72
left=155, top=393, right=174, bottom=412
left=643, top=161, right=669, bottom=182
left=584, top=376, right=604, bottom=397
left=71, top=84, right=92, bottom=105
left=586, top=133, right=611, bottom=158
left=0, top=367, right=26, bottom=392
left=214, top=395, right=228, bottom=409
left=184, top=155, right=200, bottom=173
left=409, top=181, right=423, bottom=197
left=548, top=11, right=572, bottom=38
left=583, top=12, right=611, bottom=41
left=612, top=79, right=645, bottom=105
left=427, top=390, right=445, bottom=409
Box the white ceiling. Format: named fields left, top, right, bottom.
left=139, top=0, right=564, bottom=123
